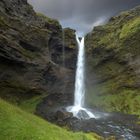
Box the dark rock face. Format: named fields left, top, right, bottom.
left=48, top=28, right=77, bottom=69
left=54, top=110, right=73, bottom=122
left=36, top=92, right=73, bottom=121
left=0, top=0, right=34, bottom=19
left=85, top=6, right=140, bottom=115
left=0, top=0, right=77, bottom=104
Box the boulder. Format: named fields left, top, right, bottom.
left=55, top=110, right=73, bottom=121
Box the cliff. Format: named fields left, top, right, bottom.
left=85, top=6, right=140, bottom=115
left=0, top=0, right=77, bottom=107
left=1, top=0, right=140, bottom=139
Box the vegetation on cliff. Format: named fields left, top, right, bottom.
left=85, top=6, right=140, bottom=115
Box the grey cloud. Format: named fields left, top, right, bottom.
left=28, top=0, right=140, bottom=36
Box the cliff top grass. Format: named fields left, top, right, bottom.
left=120, top=17, right=140, bottom=39
left=0, top=99, right=100, bottom=140
left=37, top=13, right=61, bottom=28
left=86, top=6, right=140, bottom=50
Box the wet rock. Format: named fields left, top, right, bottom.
left=48, top=27, right=77, bottom=69
left=55, top=110, right=73, bottom=121
left=37, top=96, right=140, bottom=139
left=36, top=92, right=74, bottom=121
left=48, top=100, right=53, bottom=106
left=77, top=110, right=91, bottom=120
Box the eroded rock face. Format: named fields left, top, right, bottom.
left=48, top=28, right=77, bottom=69
left=85, top=6, right=140, bottom=115
left=0, top=0, right=77, bottom=104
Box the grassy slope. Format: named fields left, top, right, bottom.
left=19, top=95, right=46, bottom=113
left=0, top=99, right=100, bottom=140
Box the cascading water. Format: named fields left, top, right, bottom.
left=62, top=30, right=65, bottom=67
left=74, top=36, right=85, bottom=107
left=67, top=34, right=96, bottom=119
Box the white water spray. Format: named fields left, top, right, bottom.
left=67, top=34, right=96, bottom=119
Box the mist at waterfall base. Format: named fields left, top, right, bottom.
left=66, top=35, right=97, bottom=120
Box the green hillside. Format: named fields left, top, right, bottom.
left=0, top=99, right=99, bottom=140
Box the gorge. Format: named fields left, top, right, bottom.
left=0, top=0, right=140, bottom=140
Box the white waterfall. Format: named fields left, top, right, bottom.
left=74, top=36, right=85, bottom=107
left=67, top=34, right=95, bottom=119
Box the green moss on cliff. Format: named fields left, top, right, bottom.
left=88, top=88, right=140, bottom=115
left=19, top=95, right=46, bottom=113
left=0, top=17, right=8, bottom=29
left=63, top=28, right=76, bottom=49
left=120, top=17, right=140, bottom=39
left=85, top=6, right=140, bottom=115
left=37, top=13, right=58, bottom=23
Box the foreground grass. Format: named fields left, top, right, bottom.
left=19, top=95, right=46, bottom=113
left=0, top=99, right=100, bottom=140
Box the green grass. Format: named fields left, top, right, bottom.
left=120, top=17, right=140, bottom=39
left=0, top=99, right=100, bottom=140
left=37, top=13, right=60, bottom=27
left=87, top=87, right=140, bottom=116
left=19, top=95, right=45, bottom=113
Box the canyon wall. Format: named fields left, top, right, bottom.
left=0, top=0, right=77, bottom=105
left=85, top=6, right=140, bottom=115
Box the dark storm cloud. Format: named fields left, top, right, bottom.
left=28, top=0, right=140, bottom=36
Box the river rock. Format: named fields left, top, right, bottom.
left=55, top=110, right=73, bottom=121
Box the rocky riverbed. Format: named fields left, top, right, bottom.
left=36, top=94, right=140, bottom=140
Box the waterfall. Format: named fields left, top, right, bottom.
left=74, top=36, right=85, bottom=107
left=62, top=30, right=65, bottom=67
left=67, top=34, right=95, bottom=120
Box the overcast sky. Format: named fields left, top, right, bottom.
left=28, top=0, right=140, bottom=36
